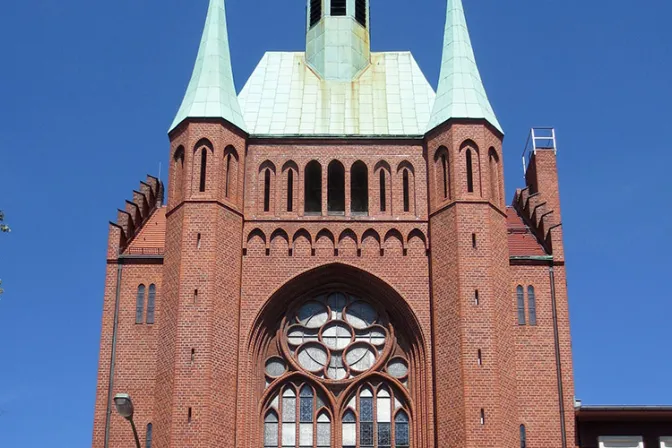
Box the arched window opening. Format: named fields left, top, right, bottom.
left=379, top=170, right=387, bottom=212
left=351, top=161, right=369, bottom=215
left=317, top=412, right=331, bottom=448
left=343, top=384, right=411, bottom=448
left=173, top=147, right=185, bottom=202
left=395, top=411, right=409, bottom=448
left=441, top=153, right=449, bottom=199
left=199, top=148, right=207, bottom=193
left=264, top=411, right=278, bottom=448
left=402, top=169, right=410, bottom=213
left=466, top=149, right=474, bottom=193
left=528, top=286, right=537, bottom=326
left=328, top=161, right=345, bottom=215
left=263, top=384, right=330, bottom=448
left=520, top=424, right=527, bottom=448
left=305, top=161, right=322, bottom=214
left=517, top=286, right=526, bottom=326
left=331, top=0, right=346, bottom=16
left=489, top=148, right=500, bottom=205
left=135, top=284, right=146, bottom=324
left=146, top=284, right=156, bottom=324
left=225, top=154, right=232, bottom=198
left=355, top=0, right=367, bottom=27
left=145, top=423, right=153, bottom=448
left=287, top=170, right=294, bottom=212
left=264, top=169, right=272, bottom=212
left=310, top=0, right=322, bottom=27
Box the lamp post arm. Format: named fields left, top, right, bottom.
left=129, top=418, right=141, bottom=448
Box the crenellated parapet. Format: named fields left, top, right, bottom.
left=107, top=175, right=164, bottom=258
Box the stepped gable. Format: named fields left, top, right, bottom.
left=506, top=207, right=547, bottom=257
left=107, top=175, right=164, bottom=257
left=512, top=185, right=562, bottom=256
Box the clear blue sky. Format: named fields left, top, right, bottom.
left=1, top=0, right=671, bottom=445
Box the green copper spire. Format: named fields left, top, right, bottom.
left=170, top=0, right=246, bottom=132
left=428, top=0, right=502, bottom=133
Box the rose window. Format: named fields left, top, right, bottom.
left=281, top=292, right=392, bottom=382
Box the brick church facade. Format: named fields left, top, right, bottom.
left=92, top=1, right=578, bottom=447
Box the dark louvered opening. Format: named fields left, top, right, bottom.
left=310, top=0, right=322, bottom=27
left=355, top=0, right=366, bottom=26
left=331, top=0, right=346, bottom=16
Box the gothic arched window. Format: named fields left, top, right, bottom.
left=135, top=284, right=146, bottom=324
left=342, top=383, right=410, bottom=448
left=263, top=383, right=332, bottom=448
left=262, top=291, right=413, bottom=447
left=305, top=161, right=322, bottom=214
left=328, top=161, right=345, bottom=215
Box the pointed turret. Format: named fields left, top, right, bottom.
left=428, top=0, right=502, bottom=133
left=169, top=0, right=246, bottom=133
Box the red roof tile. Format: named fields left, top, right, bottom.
left=125, top=207, right=166, bottom=256
left=506, top=207, right=548, bottom=257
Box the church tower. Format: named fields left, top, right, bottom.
left=92, top=1, right=575, bottom=448
left=158, top=0, right=247, bottom=446
left=426, top=0, right=516, bottom=445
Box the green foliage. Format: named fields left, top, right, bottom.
left=0, top=210, right=9, bottom=233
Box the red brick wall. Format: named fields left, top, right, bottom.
left=92, top=119, right=576, bottom=448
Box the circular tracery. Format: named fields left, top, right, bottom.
left=281, top=292, right=392, bottom=381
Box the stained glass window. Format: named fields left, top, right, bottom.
left=343, top=385, right=411, bottom=448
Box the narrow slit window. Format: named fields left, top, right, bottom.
left=379, top=170, right=387, bottom=212
left=472, top=233, right=477, bottom=248
left=305, top=161, right=322, bottom=214
left=441, top=153, right=449, bottom=199
left=287, top=170, right=294, bottom=212
left=475, top=290, right=480, bottom=306
left=528, top=286, right=537, bottom=326
left=264, top=169, right=271, bottom=212
left=480, top=409, right=485, bottom=425
left=395, top=411, right=409, bottom=448
left=466, top=149, right=474, bottom=193
left=264, top=411, right=279, bottom=448
left=145, top=423, right=152, bottom=448
left=194, top=289, right=198, bottom=304
left=478, top=349, right=482, bottom=366
left=403, top=169, right=410, bottom=212
left=135, top=285, right=146, bottom=324
left=197, top=233, right=201, bottom=249
left=310, top=0, right=322, bottom=27
left=327, top=161, right=345, bottom=215
left=351, top=161, right=369, bottom=215
left=517, top=286, right=526, bottom=325
left=188, top=407, right=192, bottom=423
left=355, top=0, right=367, bottom=26
left=520, top=424, right=527, bottom=448
left=146, top=284, right=156, bottom=324
left=191, top=348, right=195, bottom=364
left=199, top=148, right=207, bottom=193
left=225, top=154, right=231, bottom=198
left=331, top=0, right=346, bottom=16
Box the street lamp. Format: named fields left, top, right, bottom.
left=113, top=393, right=141, bottom=448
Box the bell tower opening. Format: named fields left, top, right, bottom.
left=305, top=0, right=371, bottom=80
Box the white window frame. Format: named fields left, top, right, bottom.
left=599, top=436, right=644, bottom=448
left=661, top=437, right=672, bottom=448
